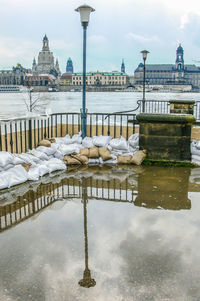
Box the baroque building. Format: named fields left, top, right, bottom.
left=134, top=44, right=200, bottom=88
left=32, top=35, right=61, bottom=77
left=0, top=64, right=30, bottom=86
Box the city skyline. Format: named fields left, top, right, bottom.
left=0, top=0, right=200, bottom=74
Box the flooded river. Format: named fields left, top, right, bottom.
left=0, top=165, right=200, bottom=300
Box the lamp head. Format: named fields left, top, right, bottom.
left=141, top=50, right=149, bottom=61
left=75, top=4, right=95, bottom=27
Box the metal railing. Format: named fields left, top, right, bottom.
left=0, top=112, right=137, bottom=153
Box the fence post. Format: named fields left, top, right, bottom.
left=28, top=119, right=32, bottom=150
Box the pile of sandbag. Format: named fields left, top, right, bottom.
left=191, top=140, right=200, bottom=166
left=0, top=132, right=145, bottom=190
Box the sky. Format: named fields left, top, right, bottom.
left=1, top=0, right=200, bottom=74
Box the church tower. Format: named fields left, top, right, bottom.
left=42, top=34, right=50, bottom=51
left=176, top=44, right=184, bottom=70
left=66, top=58, right=74, bottom=73
left=121, top=59, right=125, bottom=73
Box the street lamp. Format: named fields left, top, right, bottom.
left=75, top=4, right=95, bottom=138
left=141, top=50, right=149, bottom=113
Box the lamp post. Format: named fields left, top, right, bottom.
left=141, top=50, right=149, bottom=113
left=75, top=4, right=95, bottom=138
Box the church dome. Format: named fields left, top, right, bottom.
left=43, top=34, right=48, bottom=41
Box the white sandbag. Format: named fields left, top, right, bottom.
left=99, top=154, right=118, bottom=165
left=36, top=146, right=56, bottom=156
left=27, top=166, right=40, bottom=181
left=88, top=158, right=100, bottom=165
left=93, top=135, right=112, bottom=147
left=58, top=144, right=80, bottom=156
left=38, top=164, right=50, bottom=177
left=16, top=153, right=41, bottom=164
left=0, top=152, right=13, bottom=168
left=54, top=150, right=64, bottom=160
left=43, top=158, right=66, bottom=173
left=195, top=140, right=200, bottom=150
left=30, top=149, right=49, bottom=161
left=192, top=155, right=200, bottom=162
left=71, top=133, right=82, bottom=144
left=0, top=173, right=9, bottom=189
left=11, top=154, right=24, bottom=165
left=82, top=137, right=94, bottom=148
left=190, top=146, right=200, bottom=157
left=7, top=165, right=28, bottom=188
left=192, top=159, right=200, bottom=166
left=109, top=136, right=129, bottom=151
left=55, top=135, right=72, bottom=145
left=0, top=163, right=14, bottom=171
left=128, top=133, right=139, bottom=148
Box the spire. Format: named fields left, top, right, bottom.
left=32, top=57, right=36, bottom=65
left=121, top=59, right=125, bottom=73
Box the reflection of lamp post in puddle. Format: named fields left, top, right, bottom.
left=79, top=178, right=96, bottom=288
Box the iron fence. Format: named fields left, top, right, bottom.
left=0, top=112, right=137, bottom=153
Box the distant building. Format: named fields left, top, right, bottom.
left=0, top=64, right=29, bottom=85
left=24, top=74, right=56, bottom=87
left=121, top=59, right=125, bottom=73
left=32, top=35, right=61, bottom=77
left=134, top=44, right=200, bottom=88
left=66, top=58, right=74, bottom=73
left=60, top=73, right=72, bottom=86
left=71, top=71, right=127, bottom=86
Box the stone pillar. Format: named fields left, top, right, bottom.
left=169, top=99, right=195, bottom=115
left=136, top=113, right=195, bottom=161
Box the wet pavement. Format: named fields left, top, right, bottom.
left=0, top=165, right=200, bottom=301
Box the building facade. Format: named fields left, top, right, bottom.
left=32, top=35, right=61, bottom=77
left=71, top=71, right=127, bottom=86
left=134, top=44, right=200, bottom=88
left=0, top=64, right=29, bottom=86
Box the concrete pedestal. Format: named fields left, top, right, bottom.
left=136, top=113, right=195, bottom=161
left=169, top=99, right=195, bottom=115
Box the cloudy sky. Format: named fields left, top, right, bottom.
left=1, top=0, right=200, bottom=74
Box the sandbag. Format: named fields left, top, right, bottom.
left=0, top=152, right=13, bottom=168
left=7, top=165, right=28, bottom=188
left=88, top=158, right=100, bottom=165
left=30, top=149, right=49, bottom=161
left=99, top=154, right=117, bottom=165
left=55, top=135, right=71, bottom=145
left=72, top=154, right=88, bottom=165
left=16, top=153, right=41, bottom=164
left=93, top=135, right=112, bottom=147
left=0, top=163, right=14, bottom=171
left=36, top=146, right=56, bottom=156
left=117, top=155, right=132, bottom=164
left=195, top=140, right=200, bottom=150
left=128, top=133, right=139, bottom=148
left=63, top=155, right=82, bottom=165
left=58, top=144, right=80, bottom=156
left=130, top=150, right=147, bottom=165
left=27, top=166, right=40, bottom=181
left=191, top=145, right=200, bottom=156
left=82, top=137, right=94, bottom=148
left=21, top=163, right=32, bottom=172
left=109, top=136, right=129, bottom=151
left=71, top=133, right=82, bottom=144
left=38, top=164, right=50, bottom=177
left=80, top=148, right=90, bottom=157
left=99, top=147, right=112, bottom=161
left=0, top=173, right=9, bottom=189
left=43, top=158, right=66, bottom=172
left=38, top=139, right=51, bottom=147
left=88, top=147, right=99, bottom=158
left=54, top=150, right=64, bottom=160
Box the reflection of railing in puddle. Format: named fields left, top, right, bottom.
left=0, top=176, right=136, bottom=233
left=0, top=166, right=194, bottom=232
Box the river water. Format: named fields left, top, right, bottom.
left=0, top=91, right=199, bottom=119
left=0, top=165, right=200, bottom=300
